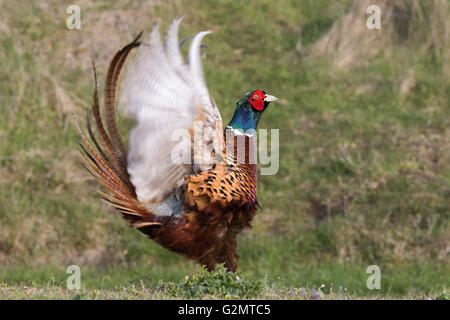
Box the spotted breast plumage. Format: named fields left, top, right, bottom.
left=78, top=18, right=278, bottom=272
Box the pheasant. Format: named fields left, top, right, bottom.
left=78, top=18, right=278, bottom=272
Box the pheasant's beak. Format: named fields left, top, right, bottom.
left=264, top=94, right=278, bottom=102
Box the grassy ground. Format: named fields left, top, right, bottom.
left=0, top=0, right=449, bottom=299
left=1, top=265, right=448, bottom=300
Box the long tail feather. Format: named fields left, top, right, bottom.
left=104, top=31, right=143, bottom=168
left=90, top=64, right=127, bottom=184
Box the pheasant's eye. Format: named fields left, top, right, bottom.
left=253, top=94, right=259, bottom=100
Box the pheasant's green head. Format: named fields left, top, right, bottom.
left=227, top=89, right=278, bottom=133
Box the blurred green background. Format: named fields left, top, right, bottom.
left=0, top=0, right=448, bottom=298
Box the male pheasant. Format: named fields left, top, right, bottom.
left=79, top=18, right=278, bottom=272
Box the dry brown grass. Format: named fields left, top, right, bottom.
left=310, top=0, right=450, bottom=73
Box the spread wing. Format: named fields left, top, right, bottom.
left=118, top=17, right=223, bottom=204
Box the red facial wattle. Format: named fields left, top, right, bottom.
left=248, top=90, right=265, bottom=111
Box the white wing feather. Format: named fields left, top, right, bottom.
left=118, top=18, right=223, bottom=204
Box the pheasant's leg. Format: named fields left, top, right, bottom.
left=205, top=260, right=216, bottom=272
left=217, top=231, right=239, bottom=272
left=198, top=253, right=217, bottom=271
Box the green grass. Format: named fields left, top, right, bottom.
left=1, top=264, right=447, bottom=300
left=0, top=0, right=449, bottom=299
